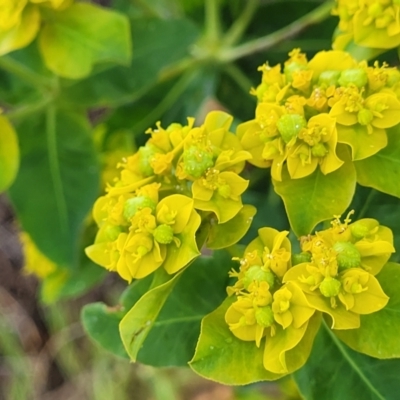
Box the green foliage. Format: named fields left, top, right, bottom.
left=2, top=0, right=400, bottom=398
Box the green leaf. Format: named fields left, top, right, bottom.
left=207, top=204, right=257, bottom=249
left=39, top=3, right=131, bottom=79
left=119, top=251, right=234, bottom=366
left=0, top=115, right=19, bottom=192
left=119, top=271, right=180, bottom=362
left=61, top=18, right=199, bottom=107
left=135, top=252, right=235, bottom=366
left=8, top=108, right=100, bottom=267
left=293, top=323, right=400, bottom=400
left=82, top=303, right=129, bottom=359
left=355, top=126, right=400, bottom=198
left=273, top=163, right=356, bottom=236
left=189, top=297, right=284, bottom=385
left=334, top=262, right=400, bottom=359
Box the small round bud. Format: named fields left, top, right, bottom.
left=333, top=241, right=362, bottom=270
left=284, top=62, right=307, bottom=82
left=153, top=224, right=174, bottom=244
left=318, top=70, right=340, bottom=87
left=277, top=114, right=307, bottom=144
left=255, top=306, right=274, bottom=327
left=217, top=184, right=231, bottom=199
left=243, top=265, right=275, bottom=289
left=350, top=221, right=372, bottom=240
left=124, top=196, right=156, bottom=220
left=357, top=109, right=374, bottom=126
left=319, top=277, right=341, bottom=297
left=311, top=142, right=328, bottom=158
left=338, top=69, right=368, bottom=88
left=183, top=145, right=214, bottom=178
left=292, top=252, right=312, bottom=266
left=104, top=225, right=122, bottom=241
left=138, top=146, right=157, bottom=176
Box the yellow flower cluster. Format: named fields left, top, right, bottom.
left=225, top=213, right=394, bottom=374
left=238, top=49, right=400, bottom=180
left=86, top=111, right=252, bottom=282
left=332, top=0, right=400, bottom=50
left=0, top=0, right=72, bottom=55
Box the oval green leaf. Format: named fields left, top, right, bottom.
left=273, top=163, right=356, bottom=236
left=39, top=3, right=131, bottom=79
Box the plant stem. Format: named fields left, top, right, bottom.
left=0, top=56, right=54, bottom=91
left=6, top=96, right=52, bottom=121
left=222, top=0, right=260, bottom=47
left=205, top=0, right=222, bottom=42
left=223, top=63, right=256, bottom=98
left=357, top=189, right=378, bottom=219
left=131, top=70, right=196, bottom=135
left=220, top=1, right=334, bottom=62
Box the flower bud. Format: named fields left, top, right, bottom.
left=319, top=277, right=341, bottom=297
left=357, top=109, right=374, bottom=126
left=104, top=225, right=122, bottom=241
left=277, top=114, right=307, bottom=144
left=183, top=145, right=214, bottom=178
left=153, top=224, right=174, bottom=244
left=318, top=70, right=340, bottom=87
left=333, top=241, right=361, bottom=269
left=338, top=68, right=368, bottom=88
left=124, top=196, right=156, bottom=220
left=243, top=265, right=275, bottom=289
left=138, top=146, right=157, bottom=176
left=255, top=306, right=274, bottom=327
left=217, top=184, right=232, bottom=199
left=350, top=221, right=373, bottom=239
left=311, top=142, right=328, bottom=158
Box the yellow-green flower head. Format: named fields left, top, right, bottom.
left=333, top=0, right=400, bottom=50
left=283, top=212, right=393, bottom=329
left=239, top=49, right=400, bottom=179
left=0, top=0, right=72, bottom=56
left=86, top=194, right=201, bottom=282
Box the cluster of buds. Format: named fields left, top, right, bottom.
left=332, top=0, right=400, bottom=50
left=86, top=111, right=253, bottom=282
left=225, top=228, right=316, bottom=374
left=225, top=213, right=395, bottom=374
left=238, top=49, right=400, bottom=180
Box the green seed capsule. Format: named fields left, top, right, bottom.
left=292, top=252, right=312, bottom=266
left=319, top=277, right=341, bottom=297
left=311, top=142, right=328, bottom=158
left=333, top=241, right=362, bottom=269
left=338, top=68, right=368, bottom=88
left=243, top=265, right=275, bottom=289
left=138, top=146, right=157, bottom=176
left=277, top=114, right=307, bottom=144
left=318, top=70, right=340, bottom=87
left=350, top=221, right=372, bottom=239
left=124, top=196, right=156, bottom=220
left=255, top=306, right=274, bottom=327
left=153, top=224, right=174, bottom=244
left=183, top=145, right=214, bottom=178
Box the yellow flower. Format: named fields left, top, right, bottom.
left=86, top=194, right=201, bottom=282
left=283, top=213, right=393, bottom=329
left=0, top=0, right=72, bottom=56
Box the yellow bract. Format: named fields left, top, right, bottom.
left=333, top=0, right=400, bottom=50
left=283, top=212, right=393, bottom=329
left=0, top=0, right=72, bottom=55
left=239, top=48, right=400, bottom=180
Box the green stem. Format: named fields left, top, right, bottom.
left=222, top=0, right=260, bottom=47
left=46, top=105, right=69, bottom=236
left=0, top=56, right=54, bottom=90
left=223, top=63, right=256, bottom=99
left=6, top=96, right=52, bottom=121
left=357, top=188, right=377, bottom=219
left=205, top=0, right=222, bottom=42
left=322, top=321, right=386, bottom=400
left=220, top=1, right=334, bottom=62
left=131, top=70, right=196, bottom=135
